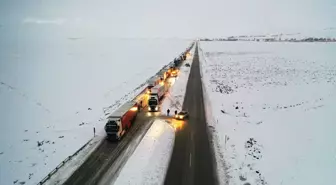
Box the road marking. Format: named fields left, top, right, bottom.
left=189, top=153, right=192, bottom=167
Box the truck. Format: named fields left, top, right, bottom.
left=157, top=68, right=168, bottom=82
left=147, top=76, right=160, bottom=94
left=173, top=58, right=181, bottom=67
left=148, top=84, right=166, bottom=112
left=169, top=66, right=179, bottom=77
left=134, top=91, right=149, bottom=109
left=185, top=51, right=191, bottom=59
left=105, top=101, right=138, bottom=140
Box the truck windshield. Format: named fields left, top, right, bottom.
left=105, top=120, right=119, bottom=132
left=148, top=99, right=157, bottom=106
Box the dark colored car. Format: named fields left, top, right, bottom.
left=185, top=63, right=191, bottom=67
left=175, top=111, right=189, bottom=120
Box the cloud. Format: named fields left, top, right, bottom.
left=22, top=17, right=66, bottom=25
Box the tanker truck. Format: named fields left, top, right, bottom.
left=105, top=101, right=138, bottom=140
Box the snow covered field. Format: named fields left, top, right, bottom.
left=199, top=41, right=336, bottom=185
left=113, top=119, right=175, bottom=185
left=0, top=37, right=191, bottom=185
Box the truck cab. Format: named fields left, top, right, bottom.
left=148, top=96, right=159, bottom=111
left=105, top=118, right=122, bottom=140
left=105, top=101, right=138, bottom=141
left=147, top=84, right=165, bottom=111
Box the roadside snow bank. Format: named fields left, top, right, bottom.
left=113, top=119, right=175, bottom=185
left=161, top=45, right=195, bottom=116
left=199, top=41, right=336, bottom=185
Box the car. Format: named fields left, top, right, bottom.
left=185, top=63, right=191, bottom=67
left=175, top=110, right=189, bottom=120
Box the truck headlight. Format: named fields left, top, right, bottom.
left=155, top=107, right=158, bottom=111
left=148, top=107, right=151, bottom=111
left=179, top=116, right=183, bottom=119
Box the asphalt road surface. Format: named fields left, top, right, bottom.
left=164, top=44, right=218, bottom=185
left=64, top=110, right=157, bottom=185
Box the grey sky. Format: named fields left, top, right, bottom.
left=0, top=0, right=335, bottom=38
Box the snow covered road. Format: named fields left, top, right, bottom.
left=199, top=41, right=336, bottom=185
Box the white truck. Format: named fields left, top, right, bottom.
left=105, top=101, right=138, bottom=140
left=147, top=76, right=160, bottom=94
left=148, top=84, right=166, bottom=112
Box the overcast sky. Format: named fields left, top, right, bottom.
left=0, top=0, right=335, bottom=38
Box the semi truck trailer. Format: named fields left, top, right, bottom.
left=147, top=76, right=160, bottom=94
left=148, top=84, right=166, bottom=112
left=105, top=101, right=138, bottom=140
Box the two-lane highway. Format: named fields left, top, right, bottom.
left=164, top=43, right=218, bottom=185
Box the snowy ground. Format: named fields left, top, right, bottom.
left=0, top=37, right=191, bottom=185
left=161, top=45, right=195, bottom=116
left=112, top=119, right=175, bottom=185
left=199, top=41, right=336, bottom=185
